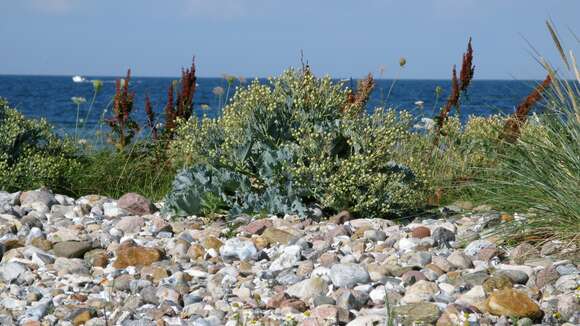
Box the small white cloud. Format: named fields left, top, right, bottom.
left=27, top=0, right=76, bottom=14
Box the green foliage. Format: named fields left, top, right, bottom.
left=68, top=143, right=175, bottom=201
left=398, top=115, right=511, bottom=203
left=167, top=69, right=423, bottom=218
left=0, top=98, right=79, bottom=192
left=163, top=149, right=307, bottom=217
left=482, top=73, right=580, bottom=246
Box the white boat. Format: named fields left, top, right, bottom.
left=72, top=75, right=86, bottom=83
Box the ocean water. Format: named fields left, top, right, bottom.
left=0, top=75, right=540, bottom=137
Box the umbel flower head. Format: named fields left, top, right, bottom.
left=71, top=97, right=87, bottom=105
left=213, top=86, right=225, bottom=96
left=399, top=57, right=407, bottom=67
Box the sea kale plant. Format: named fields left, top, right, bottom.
left=0, top=98, right=79, bottom=192
left=165, top=68, right=424, bottom=218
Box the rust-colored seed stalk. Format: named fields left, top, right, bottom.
left=343, top=73, right=375, bottom=114
left=145, top=95, right=157, bottom=141
left=164, top=57, right=197, bottom=139
left=108, top=69, right=138, bottom=149
left=434, top=38, right=475, bottom=144
left=503, top=75, right=552, bottom=142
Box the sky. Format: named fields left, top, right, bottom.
left=0, top=0, right=578, bottom=79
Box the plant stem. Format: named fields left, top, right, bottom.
left=385, top=67, right=402, bottom=104
left=74, top=104, right=80, bottom=141
left=82, top=89, right=98, bottom=129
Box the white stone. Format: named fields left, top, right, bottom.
left=269, top=245, right=302, bottom=271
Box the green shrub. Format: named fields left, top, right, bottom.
left=396, top=114, right=543, bottom=204
left=0, top=98, right=79, bottom=192
left=166, top=69, right=423, bottom=218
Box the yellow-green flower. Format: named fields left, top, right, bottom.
left=399, top=57, right=407, bottom=67
left=92, top=79, right=103, bottom=93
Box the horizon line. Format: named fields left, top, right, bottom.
left=0, top=73, right=546, bottom=82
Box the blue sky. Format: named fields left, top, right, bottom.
left=0, top=0, right=578, bottom=79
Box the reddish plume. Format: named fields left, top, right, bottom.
left=434, top=38, right=475, bottom=144
left=145, top=95, right=158, bottom=141
left=343, top=73, right=375, bottom=114
left=503, top=75, right=552, bottom=142
left=459, top=38, right=475, bottom=92
left=164, top=57, right=197, bottom=138
left=164, top=83, right=176, bottom=132
left=108, top=69, right=138, bottom=149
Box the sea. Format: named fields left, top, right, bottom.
left=0, top=75, right=541, bottom=138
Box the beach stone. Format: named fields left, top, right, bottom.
left=401, top=280, right=438, bottom=304
left=556, top=263, right=578, bottom=276
left=457, top=285, right=486, bottom=306
left=401, top=270, right=426, bottom=285
left=157, top=286, right=181, bottom=304
left=219, top=238, right=257, bottom=261
left=112, top=274, right=132, bottom=291
left=84, top=249, right=108, bottom=267
left=320, top=252, right=338, bottom=267
left=52, top=241, right=92, bottom=258
left=0, top=191, right=19, bottom=206
left=558, top=294, right=579, bottom=321
left=237, top=219, right=272, bottom=235
left=432, top=255, right=454, bottom=272
left=23, top=299, right=52, bottom=321
left=394, top=302, right=441, bottom=326
left=117, top=192, right=157, bottom=215
left=462, top=270, right=489, bottom=286
left=398, top=238, right=419, bottom=251
left=0, top=262, right=26, bottom=282
left=202, top=236, right=223, bottom=250
left=404, top=251, right=431, bottom=267
left=411, top=226, right=431, bottom=239
left=270, top=245, right=302, bottom=271
left=510, top=243, right=540, bottom=264
left=483, top=275, right=513, bottom=294
left=329, top=210, right=353, bottom=224
left=516, top=318, right=533, bottom=326
left=70, top=308, right=95, bottom=326
left=102, top=202, right=126, bottom=218
left=536, top=265, right=559, bottom=288
left=262, top=228, right=296, bottom=245
left=464, top=240, right=496, bottom=257
left=53, top=257, right=89, bottom=275
left=20, top=189, right=56, bottom=211
left=296, top=260, right=314, bottom=277
left=484, top=289, right=541, bottom=319
left=286, top=277, right=328, bottom=301
left=51, top=205, right=75, bottom=218
left=311, top=304, right=339, bottom=324
left=329, top=263, right=370, bottom=288
left=115, top=216, right=145, bottom=234
left=113, top=242, right=163, bottom=268
left=187, top=244, right=205, bottom=260
left=363, top=229, right=387, bottom=242
left=555, top=274, right=578, bottom=292
left=447, top=251, right=473, bottom=269
left=366, top=263, right=391, bottom=282
left=495, top=269, right=529, bottom=285
left=476, top=247, right=499, bottom=262
left=313, top=295, right=336, bottom=307
left=540, top=241, right=565, bottom=256
left=432, top=227, right=455, bottom=247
